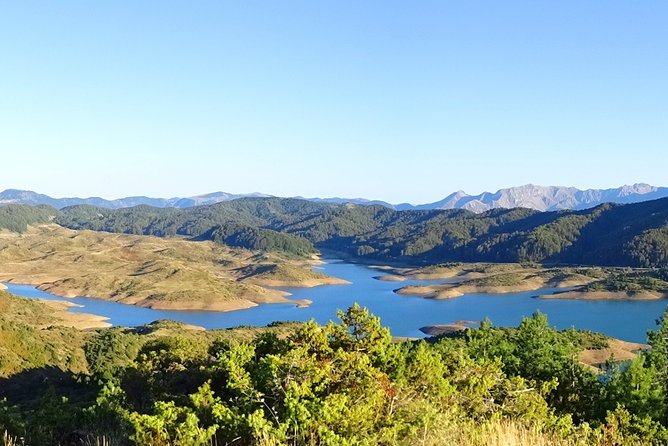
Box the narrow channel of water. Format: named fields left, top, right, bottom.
left=4, top=259, right=667, bottom=342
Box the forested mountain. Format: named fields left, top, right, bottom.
left=0, top=205, right=57, bottom=232
left=2, top=196, right=666, bottom=266
left=54, top=196, right=668, bottom=267
left=56, top=199, right=322, bottom=257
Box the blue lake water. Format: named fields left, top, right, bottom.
left=4, top=259, right=667, bottom=343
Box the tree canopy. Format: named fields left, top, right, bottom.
left=3, top=298, right=668, bottom=445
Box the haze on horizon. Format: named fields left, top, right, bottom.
left=1, top=1, right=666, bottom=203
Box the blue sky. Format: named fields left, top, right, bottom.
left=1, top=1, right=666, bottom=203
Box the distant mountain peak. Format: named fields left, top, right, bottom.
left=413, top=184, right=668, bottom=212
left=0, top=189, right=275, bottom=210
left=1, top=184, right=667, bottom=213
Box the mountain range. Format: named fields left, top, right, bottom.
left=3, top=193, right=668, bottom=267
left=409, top=183, right=668, bottom=212
left=1, top=184, right=667, bottom=213
left=0, top=189, right=270, bottom=209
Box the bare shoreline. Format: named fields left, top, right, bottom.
left=390, top=263, right=667, bottom=302
left=396, top=282, right=668, bottom=302
left=2, top=277, right=328, bottom=313
left=248, top=276, right=350, bottom=288
left=537, top=290, right=668, bottom=301
left=394, top=278, right=562, bottom=300
left=34, top=299, right=111, bottom=330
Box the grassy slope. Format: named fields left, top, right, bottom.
left=238, top=262, right=350, bottom=286
left=0, top=225, right=339, bottom=311
left=0, top=290, right=89, bottom=377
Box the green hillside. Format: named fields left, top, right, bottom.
left=0, top=205, right=57, bottom=232
left=55, top=201, right=318, bottom=257
left=55, top=197, right=668, bottom=267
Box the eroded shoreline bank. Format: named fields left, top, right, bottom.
left=382, top=262, right=667, bottom=302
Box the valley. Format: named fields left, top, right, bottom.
left=1, top=197, right=667, bottom=444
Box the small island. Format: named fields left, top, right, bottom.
left=386, top=262, right=668, bottom=301
left=537, top=270, right=668, bottom=301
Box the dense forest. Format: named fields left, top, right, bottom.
left=0, top=205, right=56, bottom=232
left=52, top=196, right=668, bottom=267
left=2, top=197, right=667, bottom=266
left=2, top=288, right=668, bottom=445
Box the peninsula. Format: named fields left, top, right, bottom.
left=0, top=225, right=346, bottom=312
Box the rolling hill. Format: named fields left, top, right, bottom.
left=52, top=196, right=668, bottom=267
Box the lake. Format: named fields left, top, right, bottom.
left=4, top=259, right=667, bottom=342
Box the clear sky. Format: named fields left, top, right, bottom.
left=1, top=1, right=666, bottom=203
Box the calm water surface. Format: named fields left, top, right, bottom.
left=4, top=259, right=667, bottom=342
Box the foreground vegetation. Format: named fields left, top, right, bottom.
left=0, top=291, right=89, bottom=377
left=1, top=291, right=668, bottom=445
